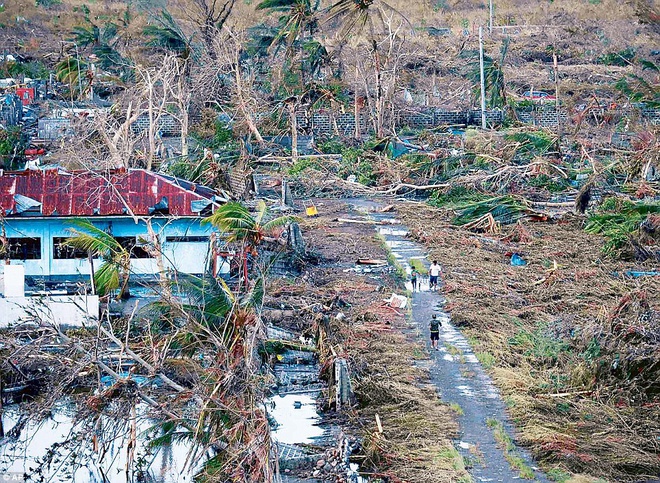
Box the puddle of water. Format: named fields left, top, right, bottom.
left=456, top=385, right=477, bottom=397
left=266, top=393, right=324, bottom=445
left=378, top=227, right=409, bottom=236
left=0, top=402, right=199, bottom=482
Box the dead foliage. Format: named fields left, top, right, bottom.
left=276, top=199, right=467, bottom=483
left=397, top=202, right=660, bottom=481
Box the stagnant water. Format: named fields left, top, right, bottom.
left=0, top=400, right=201, bottom=482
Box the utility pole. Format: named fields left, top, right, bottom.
left=553, top=52, right=561, bottom=139
left=489, top=0, right=494, bottom=34
left=479, top=26, right=487, bottom=129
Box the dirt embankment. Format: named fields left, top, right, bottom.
left=266, top=200, right=468, bottom=482
left=396, top=202, right=660, bottom=482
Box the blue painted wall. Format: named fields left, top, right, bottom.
left=1, top=216, right=217, bottom=278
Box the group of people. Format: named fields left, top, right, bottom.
left=407, top=261, right=444, bottom=351
left=409, top=260, right=442, bottom=292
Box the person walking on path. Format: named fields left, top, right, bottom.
left=429, top=261, right=441, bottom=291
left=430, top=314, right=441, bottom=350
left=410, top=268, right=419, bottom=292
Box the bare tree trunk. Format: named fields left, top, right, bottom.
left=554, top=52, right=561, bottom=140
left=354, top=74, right=361, bottom=140
left=180, top=99, right=189, bottom=159
left=289, top=100, right=298, bottom=163
left=147, top=74, right=156, bottom=171
left=145, top=219, right=172, bottom=301
left=372, top=39, right=384, bottom=138
left=233, top=51, right=264, bottom=144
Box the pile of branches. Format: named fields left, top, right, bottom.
left=585, top=196, right=660, bottom=259
left=576, top=290, right=660, bottom=402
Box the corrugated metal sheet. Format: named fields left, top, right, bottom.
left=37, top=118, right=73, bottom=140
left=0, top=168, right=219, bottom=217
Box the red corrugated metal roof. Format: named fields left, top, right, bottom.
left=0, top=168, right=217, bottom=217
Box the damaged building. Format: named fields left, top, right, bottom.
left=0, top=167, right=225, bottom=281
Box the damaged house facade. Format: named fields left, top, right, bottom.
left=0, top=168, right=223, bottom=280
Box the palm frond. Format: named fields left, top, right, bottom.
left=143, top=10, right=193, bottom=58
left=242, top=274, right=265, bottom=309
left=254, top=200, right=268, bottom=225
left=262, top=214, right=297, bottom=232
left=204, top=202, right=256, bottom=243
left=177, top=275, right=236, bottom=329
left=65, top=219, right=123, bottom=257
left=94, top=261, right=120, bottom=296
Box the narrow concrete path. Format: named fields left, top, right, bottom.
left=352, top=200, right=548, bottom=482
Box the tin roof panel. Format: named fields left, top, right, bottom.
left=0, top=168, right=219, bottom=217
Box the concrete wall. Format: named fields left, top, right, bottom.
left=1, top=217, right=214, bottom=278
left=292, top=105, right=660, bottom=133
left=0, top=294, right=99, bottom=328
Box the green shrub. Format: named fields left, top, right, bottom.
left=527, top=174, right=569, bottom=193
left=507, top=323, right=569, bottom=366
left=0, top=127, right=25, bottom=170
left=597, top=48, right=636, bottom=66
left=338, top=147, right=376, bottom=185
left=288, top=157, right=320, bottom=176
left=317, top=138, right=344, bottom=154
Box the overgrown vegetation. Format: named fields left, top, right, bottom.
left=585, top=197, right=660, bottom=257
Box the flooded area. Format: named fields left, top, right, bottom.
left=0, top=400, right=200, bottom=482
left=267, top=393, right=324, bottom=445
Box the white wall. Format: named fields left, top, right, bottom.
left=1, top=217, right=215, bottom=277
left=162, top=241, right=211, bottom=274
left=0, top=295, right=99, bottom=328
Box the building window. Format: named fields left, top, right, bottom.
left=3, top=237, right=41, bottom=260
left=165, top=236, right=210, bottom=243
left=53, top=237, right=89, bottom=259
left=115, top=236, right=152, bottom=259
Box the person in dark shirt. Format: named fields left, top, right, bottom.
left=430, top=314, right=441, bottom=350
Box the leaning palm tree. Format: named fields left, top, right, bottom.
left=55, top=56, right=91, bottom=100
left=203, top=201, right=296, bottom=285
left=469, top=38, right=510, bottom=109
left=65, top=219, right=132, bottom=299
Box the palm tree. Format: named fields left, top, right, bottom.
left=203, top=201, right=296, bottom=285
left=64, top=220, right=132, bottom=299
left=325, top=0, right=406, bottom=40
left=71, top=17, right=134, bottom=83
left=257, top=0, right=320, bottom=51
left=55, top=56, right=91, bottom=100
left=469, top=38, right=510, bottom=109
left=143, top=10, right=195, bottom=60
